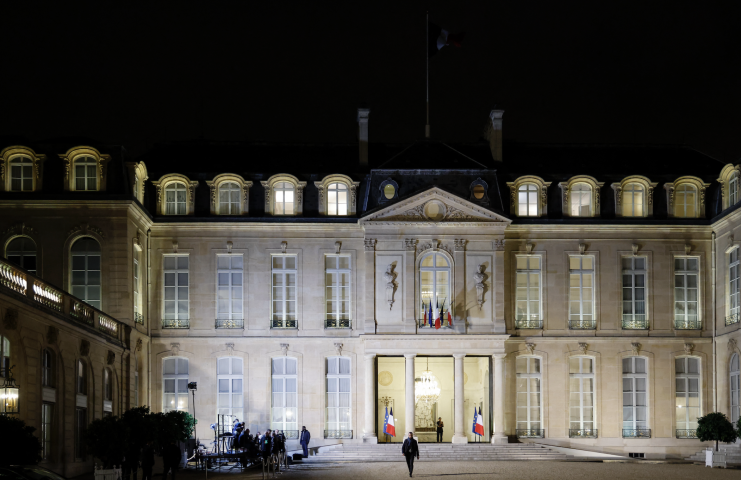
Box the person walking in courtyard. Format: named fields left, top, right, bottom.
left=401, top=432, right=419, bottom=477
left=162, top=441, right=181, bottom=480
left=436, top=417, right=444, bottom=442
left=300, top=426, right=311, bottom=458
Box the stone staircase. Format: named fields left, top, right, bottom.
left=686, top=444, right=741, bottom=464
left=306, top=443, right=568, bottom=462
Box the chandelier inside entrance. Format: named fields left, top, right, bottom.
left=414, top=358, right=441, bottom=406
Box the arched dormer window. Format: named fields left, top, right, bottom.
left=59, top=146, right=111, bottom=192
left=1, top=146, right=46, bottom=192
left=378, top=178, right=399, bottom=204
left=507, top=176, right=551, bottom=217
left=469, top=178, right=491, bottom=206
left=664, top=177, right=709, bottom=219
left=261, top=174, right=306, bottom=216
left=151, top=174, right=199, bottom=216
left=315, top=174, right=360, bottom=216
left=718, top=164, right=741, bottom=211
left=611, top=176, right=657, bottom=218
left=559, top=176, right=604, bottom=218
left=206, top=174, right=252, bottom=215
left=5, top=236, right=37, bottom=274
left=417, top=251, right=452, bottom=328
left=126, top=161, right=148, bottom=203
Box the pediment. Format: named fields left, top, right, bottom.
left=360, top=188, right=510, bottom=226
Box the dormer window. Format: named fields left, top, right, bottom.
left=274, top=182, right=295, bottom=215
left=622, top=183, right=644, bottom=217
left=570, top=184, right=592, bottom=217
left=327, top=183, right=348, bottom=215
left=152, top=174, right=199, bottom=216
left=675, top=184, right=696, bottom=218
left=665, top=177, right=708, bottom=219
left=612, top=176, right=656, bottom=218
left=731, top=173, right=739, bottom=206
left=261, top=174, right=306, bottom=216
left=518, top=184, right=538, bottom=216
left=165, top=182, right=187, bottom=215
left=559, top=176, right=603, bottom=218
left=1, top=146, right=45, bottom=192
left=206, top=174, right=252, bottom=216
left=75, top=157, right=98, bottom=191
left=718, top=164, right=741, bottom=211
left=315, top=175, right=360, bottom=216
left=507, top=176, right=550, bottom=218
left=219, top=182, right=241, bottom=215
left=10, top=157, right=33, bottom=191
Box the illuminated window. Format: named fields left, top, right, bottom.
left=473, top=184, right=485, bottom=200
left=622, top=357, right=648, bottom=433
left=622, top=183, right=644, bottom=217
left=217, top=357, right=244, bottom=421
left=163, top=255, right=189, bottom=324
left=71, top=238, right=101, bottom=310
left=165, top=182, right=187, bottom=215
left=74, top=156, right=98, bottom=191
left=730, top=173, right=739, bottom=206
left=134, top=255, right=142, bottom=324
left=674, top=257, right=699, bottom=325
left=674, top=184, right=697, bottom=218
left=219, top=182, right=241, bottom=215
left=622, top=257, right=647, bottom=324
left=569, top=256, right=595, bottom=327
left=383, top=184, right=395, bottom=199
left=516, top=357, right=542, bottom=432
left=76, top=360, right=87, bottom=395
left=518, top=184, right=538, bottom=216
left=419, top=252, right=451, bottom=322
left=327, top=183, right=348, bottom=215
left=163, top=357, right=189, bottom=412
left=570, top=184, right=591, bottom=217
left=0, top=336, right=9, bottom=379
left=675, top=357, right=700, bottom=434
left=326, top=357, right=351, bottom=434
left=569, top=357, right=595, bottom=434
left=325, top=255, right=351, bottom=327
left=271, top=357, right=298, bottom=433
left=515, top=256, right=541, bottom=324
left=6, top=237, right=36, bottom=274
left=272, top=255, right=297, bottom=328
left=10, top=156, right=33, bottom=191
left=730, top=249, right=740, bottom=322
left=217, top=255, right=243, bottom=321
left=42, top=403, right=53, bottom=460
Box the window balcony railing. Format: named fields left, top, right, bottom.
left=674, top=318, right=702, bottom=330
left=622, top=429, right=651, bottom=438
left=569, top=319, right=597, bottom=330
left=134, top=312, right=144, bottom=325
left=569, top=429, right=598, bottom=438
left=676, top=429, right=698, bottom=439
left=0, top=257, right=124, bottom=343
left=418, top=319, right=453, bottom=329
left=325, top=318, right=351, bottom=329
left=162, top=318, right=190, bottom=329
left=515, top=317, right=543, bottom=329
left=622, top=316, right=649, bottom=330
left=726, top=313, right=740, bottom=326
left=516, top=429, right=544, bottom=438
left=215, top=318, right=244, bottom=329
left=324, top=430, right=353, bottom=439
left=271, top=319, right=297, bottom=329
left=273, top=430, right=299, bottom=439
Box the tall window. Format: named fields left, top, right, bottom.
left=326, top=357, right=351, bottom=435
left=674, top=184, right=697, bottom=218
left=674, top=257, right=699, bottom=326
left=76, top=360, right=87, bottom=395
left=74, top=157, right=97, bottom=191
left=272, top=255, right=297, bottom=327
left=163, top=357, right=189, bottom=412
left=10, top=156, right=33, bottom=191
left=516, top=357, right=542, bottom=434
left=1, top=336, right=9, bottom=378
left=217, top=255, right=243, bottom=321
left=6, top=237, right=36, bottom=274
left=75, top=407, right=87, bottom=458
left=217, top=357, right=244, bottom=421
left=730, top=173, right=739, bottom=207
left=622, top=183, right=644, bottom=217
left=271, top=357, right=298, bottom=433
left=570, top=183, right=591, bottom=217
left=42, top=403, right=53, bottom=460
left=419, top=253, right=451, bottom=319
left=622, top=257, right=647, bottom=326
left=165, top=182, right=187, bottom=215
left=274, top=182, right=295, bottom=215
left=515, top=256, right=541, bottom=326
left=219, top=182, right=241, bottom=215
left=71, top=237, right=101, bottom=309
left=622, top=357, right=648, bottom=435
left=675, top=357, right=701, bottom=435
left=134, top=256, right=142, bottom=323
left=164, top=255, right=189, bottom=325
left=569, top=256, right=594, bottom=327
left=134, top=369, right=140, bottom=408
left=731, top=354, right=740, bottom=425
left=103, top=369, right=113, bottom=417
left=327, top=183, right=348, bottom=216
left=518, top=184, right=538, bottom=216
left=325, top=255, right=350, bottom=327
left=730, top=249, right=740, bottom=322
left=569, top=357, right=595, bottom=435
left=42, top=349, right=54, bottom=387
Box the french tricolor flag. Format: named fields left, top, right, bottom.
left=384, top=407, right=396, bottom=437
left=472, top=407, right=484, bottom=436
left=428, top=22, right=465, bottom=57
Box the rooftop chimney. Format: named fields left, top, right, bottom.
left=488, top=109, right=504, bottom=162
left=358, top=108, right=370, bottom=167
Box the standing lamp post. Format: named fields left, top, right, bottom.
left=0, top=365, right=20, bottom=415
left=188, top=382, right=198, bottom=449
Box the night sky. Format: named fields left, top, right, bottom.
left=2, top=2, right=739, bottom=161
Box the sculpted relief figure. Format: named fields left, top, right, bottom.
left=474, top=264, right=487, bottom=309
left=385, top=264, right=397, bottom=310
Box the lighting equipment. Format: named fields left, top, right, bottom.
left=0, top=365, right=20, bottom=415
left=414, top=358, right=440, bottom=406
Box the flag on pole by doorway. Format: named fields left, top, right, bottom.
left=385, top=407, right=396, bottom=437
left=428, top=22, right=465, bottom=57
left=472, top=407, right=484, bottom=436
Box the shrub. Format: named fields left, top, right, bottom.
left=0, top=416, right=42, bottom=467
left=696, top=412, right=738, bottom=451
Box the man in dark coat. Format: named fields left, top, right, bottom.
left=299, top=426, right=311, bottom=458
left=141, top=441, right=155, bottom=480
left=162, top=441, right=182, bottom=480
left=260, top=429, right=273, bottom=462
left=123, top=443, right=141, bottom=480
left=401, top=432, right=419, bottom=477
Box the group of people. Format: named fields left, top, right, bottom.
left=228, top=420, right=291, bottom=468
left=121, top=440, right=180, bottom=480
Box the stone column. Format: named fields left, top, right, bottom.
left=491, top=353, right=508, bottom=444
left=363, top=239, right=376, bottom=333
left=363, top=353, right=377, bottom=443
left=405, top=353, right=416, bottom=437
left=452, top=353, right=467, bottom=443
left=453, top=240, right=466, bottom=334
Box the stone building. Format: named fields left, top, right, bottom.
left=2, top=109, right=741, bottom=471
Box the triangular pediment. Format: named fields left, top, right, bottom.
left=360, top=188, right=510, bottom=226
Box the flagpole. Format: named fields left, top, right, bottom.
left=425, top=11, right=430, bottom=139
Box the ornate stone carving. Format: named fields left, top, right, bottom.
left=280, top=343, right=289, bottom=356
left=578, top=342, right=588, bottom=355
left=296, top=187, right=303, bottom=208
left=525, top=343, right=535, bottom=355
left=335, top=241, right=341, bottom=254
left=404, top=238, right=417, bottom=251
left=454, top=239, right=467, bottom=251
left=170, top=343, right=180, bottom=355
left=155, top=183, right=163, bottom=207
left=668, top=186, right=675, bottom=209
left=384, top=264, right=397, bottom=310
left=540, top=188, right=547, bottom=209
left=67, top=224, right=106, bottom=239
left=683, top=343, right=694, bottom=355
left=631, top=342, right=641, bottom=355
left=494, top=239, right=505, bottom=251
left=525, top=242, right=533, bottom=254
left=47, top=326, right=59, bottom=345
left=729, top=235, right=735, bottom=250
left=615, top=185, right=623, bottom=207
left=700, top=188, right=706, bottom=207
left=632, top=243, right=639, bottom=256
left=2, top=222, right=37, bottom=238
left=685, top=244, right=692, bottom=255
left=562, top=186, right=569, bottom=205
left=3, top=308, right=18, bottom=330
left=226, top=343, right=234, bottom=355
left=135, top=338, right=142, bottom=352
left=729, top=338, right=737, bottom=351
left=227, top=241, right=233, bottom=253
left=378, top=371, right=393, bottom=386
left=334, top=343, right=343, bottom=356
left=350, top=184, right=357, bottom=210
left=107, top=350, right=115, bottom=365
left=647, top=186, right=654, bottom=205
left=473, top=264, right=487, bottom=310
left=595, top=189, right=601, bottom=210
left=80, top=339, right=91, bottom=357
left=281, top=241, right=287, bottom=253
left=579, top=243, right=586, bottom=255
left=364, top=238, right=376, bottom=251
left=317, top=185, right=325, bottom=206
left=417, top=240, right=453, bottom=257
left=172, top=241, right=178, bottom=253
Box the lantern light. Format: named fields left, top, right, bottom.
left=0, top=365, right=20, bottom=415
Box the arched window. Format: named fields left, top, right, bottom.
left=326, top=357, right=351, bottom=437
left=0, top=335, right=9, bottom=379
left=6, top=237, right=37, bottom=274
left=219, top=182, right=241, bottom=215
left=518, top=184, right=538, bottom=217
left=622, top=183, right=644, bottom=217
left=217, top=357, right=244, bottom=421
left=10, top=156, right=33, bottom=191
left=274, top=182, right=295, bottom=215
left=570, top=184, right=592, bottom=217
left=622, top=357, right=648, bottom=437
left=675, top=357, right=701, bottom=437
left=327, top=183, right=348, bottom=216
left=163, top=357, right=189, bottom=412
left=569, top=357, right=596, bottom=437
left=419, top=253, right=451, bottom=324
left=165, top=182, right=187, bottom=215
left=731, top=354, right=740, bottom=424
left=271, top=357, right=298, bottom=433
left=42, top=349, right=54, bottom=387
left=674, top=184, right=697, bottom=218
left=74, top=156, right=98, bottom=191
left=77, top=360, right=87, bottom=395
left=730, top=173, right=739, bottom=207
left=516, top=357, right=542, bottom=436
left=71, top=238, right=101, bottom=310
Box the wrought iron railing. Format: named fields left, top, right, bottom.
left=569, top=319, right=597, bottom=330
left=162, top=318, right=190, bottom=329
left=325, top=318, right=351, bottom=329
left=271, top=319, right=297, bottom=329
left=726, top=313, right=740, bottom=326
left=324, top=430, right=353, bottom=439
left=674, top=318, right=702, bottom=330
left=134, top=312, right=144, bottom=325
left=515, top=318, right=543, bottom=329
left=215, top=318, right=244, bottom=329
left=278, top=430, right=299, bottom=439
left=569, top=429, right=598, bottom=438
left=622, top=429, right=651, bottom=438
left=516, top=429, right=544, bottom=438
left=622, top=317, right=649, bottom=330
left=676, top=429, right=698, bottom=439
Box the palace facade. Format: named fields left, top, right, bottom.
left=2, top=109, right=741, bottom=473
